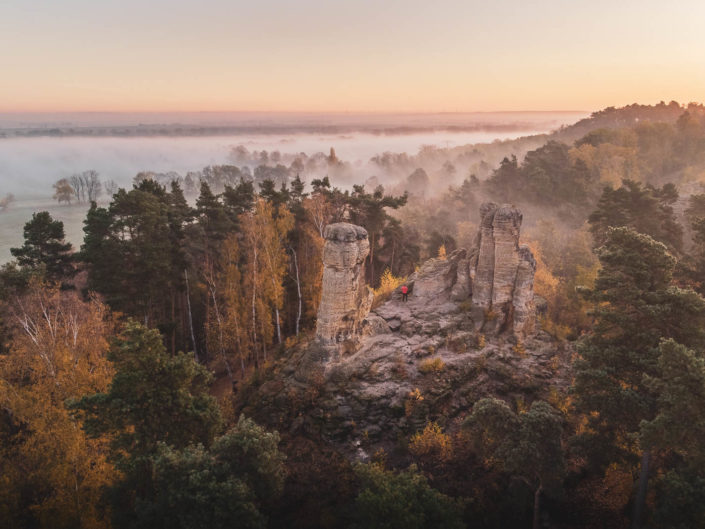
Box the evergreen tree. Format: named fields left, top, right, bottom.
left=223, top=178, right=255, bottom=223
left=82, top=181, right=195, bottom=350
left=588, top=180, right=683, bottom=254
left=70, top=321, right=222, bottom=528
left=109, top=184, right=174, bottom=325
left=11, top=211, right=73, bottom=281
left=128, top=416, right=285, bottom=529
left=81, top=202, right=121, bottom=297
left=258, top=178, right=290, bottom=217
left=71, top=321, right=222, bottom=461
left=196, top=181, right=233, bottom=252
left=346, top=185, right=407, bottom=285
left=351, top=463, right=464, bottom=529
left=572, top=227, right=705, bottom=527
left=464, top=398, right=565, bottom=529
left=486, top=155, right=520, bottom=202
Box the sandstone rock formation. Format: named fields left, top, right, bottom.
left=468, top=202, right=536, bottom=337
left=242, top=207, right=562, bottom=461
left=315, top=203, right=536, bottom=350
left=245, top=235, right=562, bottom=459
left=513, top=245, right=537, bottom=336
left=315, top=223, right=374, bottom=345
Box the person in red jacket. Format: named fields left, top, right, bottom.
left=401, top=285, right=408, bottom=302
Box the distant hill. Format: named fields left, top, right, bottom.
left=553, top=100, right=705, bottom=142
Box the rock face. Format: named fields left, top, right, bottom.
left=315, top=204, right=536, bottom=348
left=315, top=223, right=374, bottom=345
left=513, top=246, right=537, bottom=336
left=468, top=202, right=536, bottom=337
left=244, top=234, right=562, bottom=460
left=412, top=249, right=466, bottom=299
left=241, top=207, right=560, bottom=462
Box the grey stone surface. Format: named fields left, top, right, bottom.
left=316, top=223, right=374, bottom=345
left=468, top=202, right=537, bottom=338
left=241, top=205, right=550, bottom=459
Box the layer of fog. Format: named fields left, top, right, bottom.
left=0, top=112, right=587, bottom=261
left=1, top=130, right=550, bottom=198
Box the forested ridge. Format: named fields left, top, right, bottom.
left=4, top=102, right=705, bottom=528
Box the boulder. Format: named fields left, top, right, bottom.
left=450, top=258, right=471, bottom=301
left=412, top=248, right=466, bottom=299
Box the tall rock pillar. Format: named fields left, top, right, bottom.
left=513, top=245, right=537, bottom=336
left=469, top=202, right=536, bottom=338
left=316, top=223, right=374, bottom=344
left=472, top=202, right=499, bottom=309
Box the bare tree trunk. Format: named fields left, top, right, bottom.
left=251, top=247, right=259, bottom=368
left=390, top=243, right=395, bottom=276
left=228, top=299, right=246, bottom=378
left=369, top=232, right=375, bottom=284
left=170, top=291, right=176, bottom=355
left=227, top=281, right=246, bottom=378
left=231, top=313, right=246, bottom=378
left=203, top=284, right=211, bottom=363
left=184, top=269, right=199, bottom=362
left=237, top=330, right=246, bottom=377
left=290, top=246, right=302, bottom=336
left=274, top=307, right=281, bottom=345
left=262, top=245, right=282, bottom=345
left=210, top=286, right=234, bottom=384
left=632, top=450, right=651, bottom=529
left=533, top=484, right=542, bottom=529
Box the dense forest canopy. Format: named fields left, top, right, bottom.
left=4, top=102, right=705, bottom=528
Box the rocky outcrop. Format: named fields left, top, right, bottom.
left=243, top=257, right=566, bottom=460
left=315, top=223, right=374, bottom=345
left=468, top=203, right=536, bottom=338
left=315, top=204, right=536, bottom=350
left=241, top=208, right=562, bottom=462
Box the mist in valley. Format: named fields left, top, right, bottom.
left=0, top=111, right=584, bottom=260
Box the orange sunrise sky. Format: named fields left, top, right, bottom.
left=1, top=0, right=704, bottom=113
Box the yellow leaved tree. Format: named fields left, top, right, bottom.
left=0, top=281, right=117, bottom=528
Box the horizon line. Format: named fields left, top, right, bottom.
left=0, top=109, right=590, bottom=115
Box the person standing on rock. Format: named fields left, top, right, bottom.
left=401, top=285, right=409, bottom=302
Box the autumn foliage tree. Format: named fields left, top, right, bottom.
left=0, top=281, right=116, bottom=529
left=240, top=198, right=293, bottom=365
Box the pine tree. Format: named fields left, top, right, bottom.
left=11, top=211, right=73, bottom=281
left=347, top=185, right=407, bottom=286
left=572, top=227, right=705, bottom=527
left=464, top=398, right=565, bottom=529
left=69, top=321, right=222, bottom=528
left=588, top=180, right=683, bottom=254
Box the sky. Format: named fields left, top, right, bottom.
left=1, top=0, right=704, bottom=113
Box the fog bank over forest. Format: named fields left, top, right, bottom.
left=0, top=111, right=585, bottom=260
left=0, top=111, right=584, bottom=196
